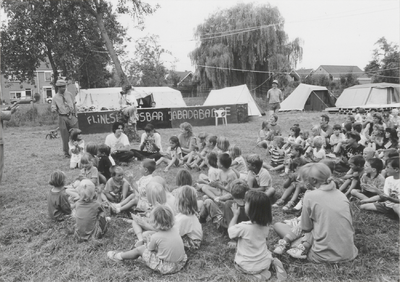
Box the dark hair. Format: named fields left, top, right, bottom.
left=244, top=191, right=272, bottom=226
left=246, top=154, right=263, bottom=172
left=142, top=158, right=156, bottom=174
left=358, top=108, right=366, bottom=114
left=349, top=155, right=365, bottom=168
left=387, top=157, right=399, bottom=170
left=208, top=135, right=218, bottom=146
left=347, top=114, right=355, bottom=122
left=230, top=179, right=249, bottom=199
left=291, top=144, right=304, bottom=156
left=385, top=127, right=398, bottom=141
left=352, top=122, right=362, bottom=133
left=112, top=121, right=124, bottom=133
left=321, top=114, right=330, bottom=123
left=218, top=153, right=232, bottom=169
left=207, top=152, right=218, bottom=168
left=169, top=136, right=181, bottom=148
left=348, top=132, right=361, bottom=142
left=372, top=112, right=383, bottom=123
left=290, top=126, right=301, bottom=137
left=271, top=114, right=278, bottom=122
left=343, top=122, right=353, bottom=135
left=144, top=123, right=155, bottom=133
left=98, top=143, right=111, bottom=156
left=333, top=124, right=342, bottom=130
left=368, top=158, right=384, bottom=176
left=69, top=128, right=82, bottom=142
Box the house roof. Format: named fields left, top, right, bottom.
left=295, top=68, right=314, bottom=76
left=318, top=65, right=363, bottom=75
left=175, top=71, right=193, bottom=86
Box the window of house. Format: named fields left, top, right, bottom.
left=7, top=74, right=19, bottom=82
left=10, top=91, right=22, bottom=99
left=25, top=89, right=32, bottom=98
left=44, top=72, right=52, bottom=81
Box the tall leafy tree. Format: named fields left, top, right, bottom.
left=364, top=37, right=399, bottom=84
left=124, top=35, right=169, bottom=86
left=190, top=2, right=303, bottom=94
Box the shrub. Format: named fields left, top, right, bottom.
left=4, top=104, right=58, bottom=127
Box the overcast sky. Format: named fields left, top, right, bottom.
left=123, top=0, right=400, bottom=72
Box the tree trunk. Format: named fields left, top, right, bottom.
left=45, top=44, right=58, bottom=90
left=94, top=9, right=128, bottom=87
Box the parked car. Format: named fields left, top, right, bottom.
left=11, top=98, right=33, bottom=105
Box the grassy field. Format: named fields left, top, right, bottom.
left=0, top=112, right=398, bottom=282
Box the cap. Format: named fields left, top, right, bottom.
left=55, top=79, right=67, bottom=86
left=272, top=80, right=279, bottom=85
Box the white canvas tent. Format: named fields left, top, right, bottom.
left=203, top=84, right=262, bottom=116
left=280, top=83, right=336, bottom=112
left=75, top=87, right=186, bottom=109
left=335, top=83, right=400, bottom=109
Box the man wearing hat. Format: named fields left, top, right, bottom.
left=266, top=80, right=283, bottom=116
left=51, top=79, right=79, bottom=158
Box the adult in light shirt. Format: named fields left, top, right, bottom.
left=105, top=121, right=135, bottom=164
left=266, top=80, right=283, bottom=117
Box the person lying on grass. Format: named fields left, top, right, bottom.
left=107, top=205, right=188, bottom=275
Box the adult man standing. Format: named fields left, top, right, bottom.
left=51, top=79, right=79, bottom=158
left=266, top=80, right=284, bottom=117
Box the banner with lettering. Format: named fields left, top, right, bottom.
left=77, top=104, right=248, bottom=134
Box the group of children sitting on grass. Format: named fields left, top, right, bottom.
left=46, top=109, right=399, bottom=280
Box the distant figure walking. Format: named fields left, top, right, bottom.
left=266, top=80, right=283, bottom=117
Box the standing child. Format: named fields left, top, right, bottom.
left=74, top=179, right=108, bottom=241
left=107, top=205, right=187, bottom=275
left=69, top=129, right=85, bottom=169
left=228, top=191, right=286, bottom=281
left=174, top=186, right=203, bottom=251
left=229, top=145, right=248, bottom=179
left=360, top=158, right=400, bottom=217
left=97, top=143, right=114, bottom=181
left=351, top=158, right=385, bottom=200
left=156, top=136, right=183, bottom=172
left=47, top=170, right=72, bottom=221
left=202, top=153, right=238, bottom=200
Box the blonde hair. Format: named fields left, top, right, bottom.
left=77, top=179, right=96, bottom=202
left=151, top=205, right=174, bottom=231
left=313, top=136, right=324, bottom=147
left=229, top=144, right=242, bottom=159
left=146, top=182, right=167, bottom=206
left=80, top=153, right=93, bottom=165
left=298, top=163, right=331, bottom=184
left=177, top=185, right=198, bottom=215
left=49, top=170, right=66, bottom=187
left=217, top=136, right=230, bottom=152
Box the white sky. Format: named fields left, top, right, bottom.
left=122, top=0, right=400, bottom=72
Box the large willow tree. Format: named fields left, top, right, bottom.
left=190, top=3, right=303, bottom=94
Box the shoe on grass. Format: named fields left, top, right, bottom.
left=287, top=244, right=307, bottom=259
left=293, top=200, right=303, bottom=211
left=272, top=199, right=285, bottom=208
left=273, top=239, right=289, bottom=255
left=282, top=201, right=294, bottom=211
left=107, top=251, right=123, bottom=262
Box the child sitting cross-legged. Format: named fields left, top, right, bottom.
left=110, top=159, right=155, bottom=214
left=228, top=191, right=287, bottom=281
left=74, top=179, right=109, bottom=241
left=97, top=143, right=114, bottom=181
left=156, top=136, right=183, bottom=172
left=351, top=158, right=385, bottom=200
left=187, top=135, right=218, bottom=170
left=174, top=185, right=203, bottom=251
left=339, top=155, right=365, bottom=196
left=47, top=170, right=72, bottom=221
left=201, top=153, right=238, bottom=201
left=305, top=136, right=326, bottom=162
left=195, top=151, right=220, bottom=192
left=183, top=132, right=208, bottom=167
left=263, top=136, right=285, bottom=172
left=103, top=166, right=133, bottom=204
left=199, top=179, right=250, bottom=247
left=107, top=205, right=187, bottom=275
left=246, top=154, right=275, bottom=198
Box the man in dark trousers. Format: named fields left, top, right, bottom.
left=51, top=79, right=79, bottom=158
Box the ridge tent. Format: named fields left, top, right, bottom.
left=335, top=83, right=400, bottom=109
left=279, top=83, right=336, bottom=111
left=75, top=87, right=186, bottom=109
left=203, top=84, right=263, bottom=116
